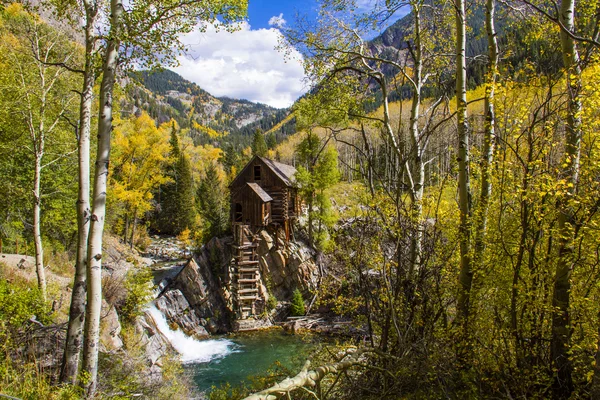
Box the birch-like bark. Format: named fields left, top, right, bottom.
left=455, top=0, right=473, bottom=324
left=472, top=0, right=498, bottom=271
left=21, top=21, right=70, bottom=301
left=81, top=0, right=123, bottom=396
left=407, top=3, right=424, bottom=280
left=60, top=0, right=97, bottom=384
left=551, top=0, right=581, bottom=395
left=33, top=149, right=46, bottom=300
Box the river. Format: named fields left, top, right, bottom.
left=148, top=304, right=316, bottom=395
left=186, top=330, right=316, bottom=394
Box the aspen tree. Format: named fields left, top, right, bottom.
left=455, top=0, right=473, bottom=326
left=551, top=0, right=582, bottom=394
left=60, top=0, right=99, bottom=384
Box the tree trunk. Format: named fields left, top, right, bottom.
left=33, top=151, right=47, bottom=300
left=130, top=210, right=137, bottom=249
left=455, top=0, right=472, bottom=325
left=407, top=4, right=424, bottom=280
left=81, top=0, right=122, bottom=396
left=60, top=1, right=97, bottom=384
left=123, top=211, right=129, bottom=243
left=473, top=0, right=498, bottom=270
left=308, top=197, right=313, bottom=246
left=592, top=311, right=600, bottom=398
left=551, top=0, right=581, bottom=395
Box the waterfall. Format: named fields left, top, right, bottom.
left=146, top=304, right=237, bottom=364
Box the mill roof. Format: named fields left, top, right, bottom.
left=257, top=156, right=296, bottom=186
left=230, top=155, right=297, bottom=188
left=247, top=183, right=273, bottom=202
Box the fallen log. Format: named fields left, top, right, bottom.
left=242, top=347, right=375, bottom=400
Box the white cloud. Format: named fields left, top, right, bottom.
left=172, top=22, right=306, bottom=109
left=268, top=13, right=286, bottom=28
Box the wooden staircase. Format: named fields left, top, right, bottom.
left=232, top=224, right=261, bottom=319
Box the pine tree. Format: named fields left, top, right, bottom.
left=252, top=128, right=268, bottom=157
left=174, top=153, right=196, bottom=233
left=266, top=132, right=277, bottom=150
left=156, top=123, right=196, bottom=234
left=197, top=163, right=229, bottom=241
left=290, top=289, right=305, bottom=316
left=221, top=142, right=241, bottom=175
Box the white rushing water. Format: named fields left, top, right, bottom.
left=146, top=304, right=238, bottom=364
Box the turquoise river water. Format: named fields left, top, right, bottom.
left=187, top=329, right=317, bottom=394
left=147, top=305, right=318, bottom=395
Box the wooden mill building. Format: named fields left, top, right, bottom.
left=229, top=156, right=300, bottom=238
left=228, top=156, right=300, bottom=319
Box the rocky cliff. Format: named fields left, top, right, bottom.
left=156, top=229, right=320, bottom=334
left=156, top=237, right=233, bottom=336
left=255, top=228, right=319, bottom=302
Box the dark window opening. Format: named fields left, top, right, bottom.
left=235, top=203, right=243, bottom=222
left=254, top=165, right=261, bottom=180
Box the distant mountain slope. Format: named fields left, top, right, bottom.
left=367, top=4, right=561, bottom=92
left=122, top=69, right=297, bottom=147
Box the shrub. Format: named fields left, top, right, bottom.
left=120, top=268, right=154, bottom=322
left=290, top=289, right=305, bottom=316
left=0, top=263, right=79, bottom=399
left=266, top=294, right=277, bottom=311
left=0, top=265, right=52, bottom=329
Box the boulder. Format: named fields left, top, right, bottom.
left=136, top=312, right=171, bottom=368
left=273, top=250, right=286, bottom=270
left=99, top=301, right=123, bottom=351
left=257, top=230, right=274, bottom=254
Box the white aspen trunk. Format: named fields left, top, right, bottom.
left=81, top=0, right=122, bottom=396
left=33, top=150, right=47, bottom=300
left=473, top=0, right=498, bottom=272
left=408, top=3, right=424, bottom=280
left=32, top=40, right=47, bottom=301
left=551, top=0, right=581, bottom=395
left=455, top=0, right=473, bottom=324
left=61, top=1, right=97, bottom=384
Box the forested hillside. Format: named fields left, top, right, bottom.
left=124, top=69, right=296, bottom=149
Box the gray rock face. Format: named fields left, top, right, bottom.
left=159, top=237, right=233, bottom=334
left=155, top=289, right=209, bottom=339
left=135, top=311, right=173, bottom=383
left=99, top=301, right=124, bottom=351
left=154, top=230, right=319, bottom=334
left=256, top=228, right=319, bottom=301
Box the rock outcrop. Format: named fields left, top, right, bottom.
left=134, top=311, right=174, bottom=382
left=255, top=228, right=319, bottom=302
left=99, top=300, right=124, bottom=351
left=155, top=289, right=209, bottom=339
left=155, top=229, right=320, bottom=334
left=157, top=237, right=233, bottom=335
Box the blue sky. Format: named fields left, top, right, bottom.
left=248, top=0, right=318, bottom=30
left=172, top=1, right=406, bottom=109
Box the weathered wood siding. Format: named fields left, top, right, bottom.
left=231, top=158, right=290, bottom=224
left=231, top=185, right=270, bottom=227
left=232, top=157, right=283, bottom=188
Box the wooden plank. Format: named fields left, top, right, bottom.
left=238, top=260, right=259, bottom=265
